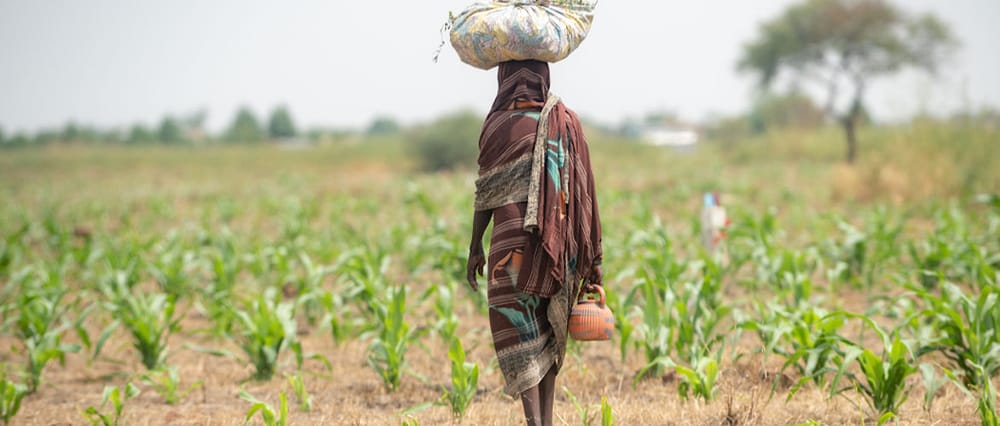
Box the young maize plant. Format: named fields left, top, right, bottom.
left=200, top=244, right=241, bottom=337
left=147, top=241, right=195, bottom=301
left=240, top=389, right=289, bottom=426
left=366, top=285, right=416, bottom=392
left=104, top=289, right=181, bottom=370
left=81, top=383, right=140, bottom=426
left=833, top=321, right=918, bottom=426
left=286, top=373, right=312, bottom=413
left=234, top=289, right=300, bottom=381
left=0, top=375, right=27, bottom=426
left=742, top=304, right=850, bottom=398
left=440, top=338, right=478, bottom=421
left=563, top=387, right=598, bottom=426
left=140, top=367, right=202, bottom=405
left=13, top=268, right=80, bottom=393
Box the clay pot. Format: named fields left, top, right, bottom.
left=568, top=285, right=615, bottom=341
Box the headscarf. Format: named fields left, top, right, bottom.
left=489, top=60, right=550, bottom=115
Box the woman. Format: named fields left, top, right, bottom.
left=466, top=60, right=603, bottom=426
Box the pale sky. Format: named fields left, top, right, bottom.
left=0, top=1, right=998, bottom=133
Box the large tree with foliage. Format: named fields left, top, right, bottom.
left=738, top=0, right=956, bottom=163
left=267, top=106, right=297, bottom=139
left=226, top=107, right=265, bottom=144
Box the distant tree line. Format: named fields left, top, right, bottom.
left=0, top=105, right=309, bottom=148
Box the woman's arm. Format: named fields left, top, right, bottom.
left=466, top=209, right=494, bottom=291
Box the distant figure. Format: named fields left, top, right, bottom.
left=701, top=192, right=730, bottom=260
left=465, top=60, right=603, bottom=426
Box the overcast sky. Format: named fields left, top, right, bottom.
left=0, top=0, right=998, bottom=133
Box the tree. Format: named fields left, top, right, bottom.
left=0, top=126, right=5, bottom=146
left=367, top=116, right=401, bottom=136
left=267, top=106, right=297, bottom=139
left=127, top=124, right=156, bottom=145
left=226, top=107, right=264, bottom=144
left=748, top=91, right=826, bottom=134
left=738, top=0, right=956, bottom=163
left=158, top=116, right=184, bottom=144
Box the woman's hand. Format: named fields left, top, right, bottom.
left=466, top=245, right=486, bottom=292
left=585, top=264, right=603, bottom=292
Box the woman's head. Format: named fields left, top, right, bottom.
left=490, top=60, right=551, bottom=114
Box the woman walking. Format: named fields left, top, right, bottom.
left=466, top=60, right=603, bottom=426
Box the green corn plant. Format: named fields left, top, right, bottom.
left=918, top=363, right=947, bottom=413
left=366, top=285, right=416, bottom=392
left=439, top=338, right=478, bottom=421
left=316, top=289, right=356, bottom=346
left=240, top=389, right=289, bottom=426
left=289, top=253, right=332, bottom=325
left=200, top=244, right=241, bottom=337
left=233, top=289, right=299, bottom=381
left=601, top=394, right=613, bottom=426
left=633, top=277, right=674, bottom=381
left=147, top=242, right=195, bottom=300
left=140, top=367, right=202, bottom=405
left=336, top=246, right=391, bottom=318
left=675, top=354, right=721, bottom=402
left=425, top=281, right=459, bottom=343
left=834, top=327, right=918, bottom=426
left=105, top=288, right=181, bottom=370
left=81, top=383, right=140, bottom=426
left=912, top=283, right=1000, bottom=389
left=13, top=270, right=80, bottom=393
left=976, top=370, right=998, bottom=426
left=0, top=375, right=27, bottom=426
left=286, top=373, right=311, bottom=413
left=99, top=241, right=144, bottom=293
left=563, top=387, right=597, bottom=426
left=603, top=286, right=634, bottom=365
left=742, top=304, right=849, bottom=397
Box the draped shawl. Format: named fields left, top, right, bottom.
left=474, top=60, right=602, bottom=296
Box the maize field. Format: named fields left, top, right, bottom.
left=1, top=122, right=998, bottom=425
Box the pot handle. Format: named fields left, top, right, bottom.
left=578, top=284, right=606, bottom=307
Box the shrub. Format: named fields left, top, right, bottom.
left=409, top=110, right=482, bottom=172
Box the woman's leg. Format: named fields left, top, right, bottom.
left=521, top=385, right=542, bottom=426
left=538, top=364, right=558, bottom=426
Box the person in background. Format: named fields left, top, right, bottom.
left=466, top=59, right=604, bottom=426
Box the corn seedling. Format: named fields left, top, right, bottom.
left=834, top=327, right=918, bottom=425
left=140, top=367, right=202, bottom=405
left=234, top=289, right=299, bottom=381
left=913, top=283, right=1000, bottom=389
left=366, top=285, right=416, bottom=392
left=563, top=387, right=598, bottom=426
left=743, top=305, right=849, bottom=398
left=240, top=389, right=289, bottom=426
left=0, top=375, right=27, bottom=426
left=81, top=383, right=140, bottom=426
left=200, top=244, right=241, bottom=337
left=147, top=242, right=195, bottom=300
left=601, top=394, right=613, bottom=426
left=286, top=373, right=311, bottom=412
left=105, top=288, right=181, bottom=370
left=439, top=338, right=478, bottom=420
left=919, top=363, right=947, bottom=413
left=13, top=272, right=80, bottom=393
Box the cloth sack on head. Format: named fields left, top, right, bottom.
left=449, top=0, right=596, bottom=70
